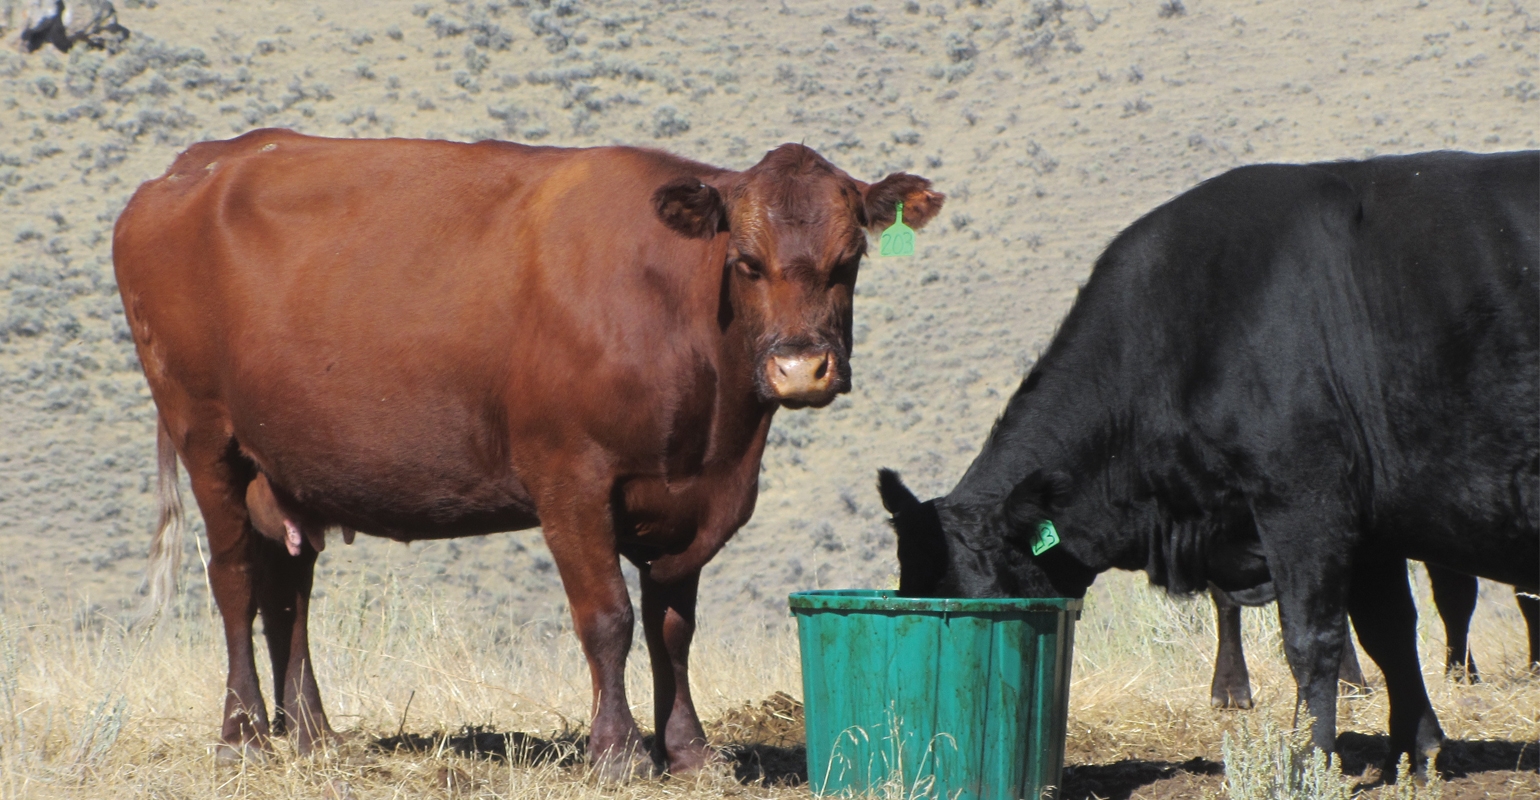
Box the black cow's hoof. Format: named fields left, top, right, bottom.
left=1445, top=663, right=1480, bottom=684
left=1209, top=689, right=1254, bottom=710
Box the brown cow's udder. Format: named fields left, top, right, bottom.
left=247, top=472, right=328, bottom=556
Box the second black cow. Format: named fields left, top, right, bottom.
left=1207, top=566, right=1540, bottom=710
left=881, top=150, right=1539, bottom=769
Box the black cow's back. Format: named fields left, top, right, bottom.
left=1061, top=151, right=1540, bottom=588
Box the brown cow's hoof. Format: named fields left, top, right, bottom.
left=215, top=740, right=268, bottom=766
left=293, top=726, right=345, bottom=757
left=589, top=745, right=654, bottom=783
left=664, top=744, right=723, bottom=776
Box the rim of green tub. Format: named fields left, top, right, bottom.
left=788, top=589, right=1082, bottom=614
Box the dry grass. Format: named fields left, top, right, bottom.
left=0, top=560, right=1534, bottom=799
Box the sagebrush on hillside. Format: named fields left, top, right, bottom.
left=1, top=1, right=1537, bottom=798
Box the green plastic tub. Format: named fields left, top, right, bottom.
left=789, top=590, right=1082, bottom=800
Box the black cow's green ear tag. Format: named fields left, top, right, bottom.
left=1032, top=519, right=1060, bottom=556
left=879, top=201, right=916, bottom=257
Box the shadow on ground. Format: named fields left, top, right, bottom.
left=1060, top=757, right=1224, bottom=800
left=1056, top=736, right=1539, bottom=800
left=374, top=726, right=586, bottom=766
left=370, top=724, right=1535, bottom=795
left=372, top=728, right=809, bottom=785
left=1336, top=731, right=1538, bottom=780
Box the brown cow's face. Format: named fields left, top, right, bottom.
left=655, top=144, right=943, bottom=409
left=725, top=172, right=863, bottom=409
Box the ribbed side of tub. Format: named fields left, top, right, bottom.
left=790, top=590, right=1079, bottom=800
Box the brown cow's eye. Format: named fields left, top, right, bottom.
left=829, top=259, right=858, bottom=286
left=736, top=257, right=764, bottom=280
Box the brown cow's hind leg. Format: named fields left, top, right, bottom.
left=640, top=568, right=712, bottom=772
left=256, top=541, right=335, bottom=753
left=182, top=435, right=273, bottom=762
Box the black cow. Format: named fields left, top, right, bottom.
left=880, top=151, right=1539, bottom=770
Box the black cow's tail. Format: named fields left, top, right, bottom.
left=139, top=416, right=186, bottom=627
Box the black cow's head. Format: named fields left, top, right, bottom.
left=655, top=144, right=943, bottom=408
left=878, top=468, right=1099, bottom=599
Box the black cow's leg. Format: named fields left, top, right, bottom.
left=542, top=503, right=649, bottom=780
left=1253, top=510, right=1351, bottom=754
left=183, top=437, right=272, bottom=761
left=1518, top=587, right=1540, bottom=673
left=639, top=568, right=711, bottom=773
left=1209, top=588, right=1254, bottom=709
left=1426, top=563, right=1480, bottom=682
left=1349, top=558, right=1442, bottom=773
left=256, top=540, right=334, bottom=754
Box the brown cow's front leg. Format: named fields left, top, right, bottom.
left=639, top=568, right=712, bottom=773
left=184, top=446, right=272, bottom=761
left=543, top=508, right=650, bottom=779
left=256, top=539, right=335, bottom=754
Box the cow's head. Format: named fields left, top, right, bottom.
left=654, top=144, right=942, bottom=408
left=878, top=469, right=1098, bottom=599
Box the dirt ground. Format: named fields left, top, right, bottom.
left=0, top=0, right=1536, bottom=797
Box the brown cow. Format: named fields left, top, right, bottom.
left=114, top=129, right=942, bottom=776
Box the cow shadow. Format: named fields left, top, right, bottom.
left=372, top=728, right=808, bottom=785
left=1053, top=735, right=1538, bottom=799
left=374, top=726, right=585, bottom=767
left=1335, top=731, right=1538, bottom=781
left=716, top=742, right=808, bottom=785
left=371, top=729, right=1533, bottom=792
left=1059, top=757, right=1224, bottom=800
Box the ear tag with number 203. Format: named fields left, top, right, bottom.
left=1032, top=520, right=1060, bottom=556
left=879, top=201, right=916, bottom=257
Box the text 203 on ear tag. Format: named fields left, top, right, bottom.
left=879, top=201, right=916, bottom=257
left=1032, top=519, right=1060, bottom=556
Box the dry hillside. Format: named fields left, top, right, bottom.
left=0, top=2, right=1536, bottom=797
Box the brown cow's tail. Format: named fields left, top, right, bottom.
left=139, top=417, right=186, bottom=627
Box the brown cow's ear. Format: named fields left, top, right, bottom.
left=861, top=173, right=944, bottom=234
left=653, top=178, right=728, bottom=239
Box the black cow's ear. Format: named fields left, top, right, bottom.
left=1002, top=478, right=1047, bottom=534
left=878, top=468, right=921, bottom=515
left=861, top=173, right=944, bottom=234
left=1003, top=470, right=1069, bottom=527
left=653, top=178, right=728, bottom=239
left=1043, top=470, right=1073, bottom=508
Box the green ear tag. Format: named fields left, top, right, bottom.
left=1032, top=519, right=1060, bottom=556
left=879, top=201, right=916, bottom=257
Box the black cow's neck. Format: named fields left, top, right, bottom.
left=947, top=334, right=1138, bottom=566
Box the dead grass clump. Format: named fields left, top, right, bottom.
left=705, top=691, right=804, bottom=750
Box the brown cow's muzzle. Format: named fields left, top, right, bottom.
left=765, top=349, right=842, bottom=406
